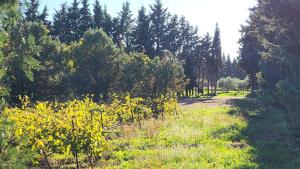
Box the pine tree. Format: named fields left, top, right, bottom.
left=179, top=16, right=200, bottom=96
left=111, top=17, right=121, bottom=46
left=163, top=14, right=181, bottom=55
left=102, top=6, right=113, bottom=37
left=93, top=0, right=104, bottom=29
left=79, top=0, right=92, bottom=36
left=132, top=6, right=153, bottom=56
left=38, top=6, right=51, bottom=28
left=117, top=1, right=134, bottom=53
left=25, top=0, right=40, bottom=22
left=238, top=10, right=261, bottom=91
left=150, top=0, right=168, bottom=57
left=67, top=0, right=81, bottom=42
left=52, top=3, right=71, bottom=43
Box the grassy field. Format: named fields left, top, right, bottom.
left=95, top=95, right=300, bottom=169
left=50, top=94, right=300, bottom=168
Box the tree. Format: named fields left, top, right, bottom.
left=38, top=6, right=51, bottom=28
left=211, top=23, right=222, bottom=95
left=238, top=13, right=261, bottom=92
left=52, top=3, right=71, bottom=43
left=79, top=0, right=92, bottom=35
left=117, top=1, right=134, bottom=53
left=93, top=0, right=104, bottom=29
left=67, top=0, right=81, bottom=42
left=163, top=14, right=181, bottom=56
left=72, top=29, right=119, bottom=101
left=179, top=17, right=200, bottom=96
left=24, top=0, right=40, bottom=22
left=4, top=22, right=46, bottom=103
left=199, top=33, right=213, bottom=95
left=132, top=6, right=153, bottom=56
left=102, top=6, right=113, bottom=37
left=150, top=0, right=168, bottom=57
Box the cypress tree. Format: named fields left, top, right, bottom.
left=211, top=23, right=222, bottom=94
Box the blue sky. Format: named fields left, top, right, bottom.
left=39, top=0, right=257, bottom=58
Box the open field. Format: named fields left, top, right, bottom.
left=88, top=95, right=300, bottom=169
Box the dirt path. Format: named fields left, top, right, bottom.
left=179, top=96, right=245, bottom=108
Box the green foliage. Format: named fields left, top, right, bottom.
left=132, top=6, right=153, bottom=56
left=3, top=95, right=178, bottom=168
left=72, top=28, right=119, bottom=100
left=0, top=116, right=34, bottom=169
left=149, top=0, right=168, bottom=57
left=102, top=105, right=256, bottom=168
left=218, top=77, right=249, bottom=92
left=92, top=0, right=104, bottom=29
left=239, top=0, right=300, bottom=130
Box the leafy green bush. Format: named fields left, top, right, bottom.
left=0, top=116, right=34, bottom=169
left=218, top=77, right=248, bottom=92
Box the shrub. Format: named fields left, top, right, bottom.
left=218, top=77, right=236, bottom=92
left=2, top=95, right=179, bottom=168
left=218, top=77, right=249, bottom=92
left=0, top=116, right=34, bottom=169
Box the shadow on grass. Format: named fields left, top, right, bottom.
left=228, top=96, right=300, bottom=169
left=179, top=96, right=213, bottom=105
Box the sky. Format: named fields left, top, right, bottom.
left=39, top=0, right=257, bottom=59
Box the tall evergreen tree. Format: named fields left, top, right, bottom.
left=132, top=6, right=153, bottom=56
left=38, top=6, right=51, bottom=28
left=179, top=17, right=200, bottom=95
left=211, top=23, right=222, bottom=94
left=117, top=1, right=134, bottom=53
left=163, top=14, right=181, bottom=55
left=79, top=0, right=92, bottom=35
left=67, top=0, right=81, bottom=42
left=102, top=6, right=113, bottom=36
left=24, top=0, right=40, bottom=22
left=150, top=0, right=168, bottom=57
left=52, top=3, right=71, bottom=43
left=238, top=10, right=261, bottom=91
left=93, top=0, right=104, bottom=29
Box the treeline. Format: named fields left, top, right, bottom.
left=238, top=0, right=300, bottom=129
left=0, top=0, right=246, bottom=105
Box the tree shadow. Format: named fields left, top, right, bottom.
left=228, top=96, right=300, bottom=169
left=179, top=96, right=213, bottom=105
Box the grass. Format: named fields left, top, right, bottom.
left=216, top=90, right=250, bottom=98
left=232, top=98, right=300, bottom=169
left=100, top=105, right=257, bottom=168
left=51, top=95, right=300, bottom=168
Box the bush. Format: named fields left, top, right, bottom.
left=218, top=77, right=249, bottom=92
left=218, top=77, right=236, bottom=92
left=0, top=116, right=34, bottom=169
left=2, top=95, right=179, bottom=168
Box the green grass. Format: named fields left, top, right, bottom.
left=216, top=90, right=250, bottom=98
left=51, top=95, right=300, bottom=168
left=232, top=98, right=300, bottom=169
left=100, top=105, right=256, bottom=169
